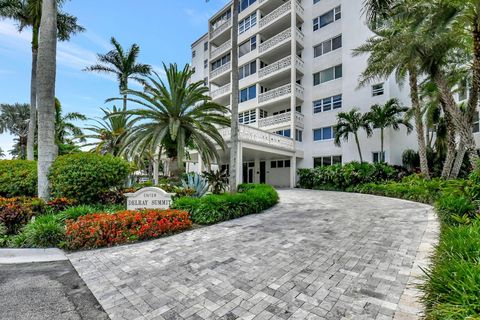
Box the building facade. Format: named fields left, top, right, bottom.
left=189, top=0, right=420, bottom=187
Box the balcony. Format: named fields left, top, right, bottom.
left=210, top=19, right=232, bottom=40
left=219, top=124, right=295, bottom=151
left=210, top=62, right=231, bottom=80
left=258, top=55, right=304, bottom=80
left=211, top=40, right=231, bottom=59
left=211, top=83, right=231, bottom=99
left=259, top=1, right=291, bottom=29
left=258, top=83, right=304, bottom=105
left=259, top=28, right=291, bottom=54
left=258, top=111, right=304, bottom=130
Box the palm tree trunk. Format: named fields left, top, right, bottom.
left=123, top=94, right=127, bottom=110
left=354, top=133, right=363, bottom=163
left=441, top=107, right=456, bottom=179
left=229, top=0, right=240, bottom=193
left=27, top=36, right=39, bottom=161
left=380, top=128, right=384, bottom=162
left=36, top=0, right=58, bottom=200
left=409, top=69, right=429, bottom=178
left=450, top=141, right=466, bottom=179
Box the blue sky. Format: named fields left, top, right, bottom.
left=0, top=0, right=229, bottom=157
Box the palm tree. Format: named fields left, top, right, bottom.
left=334, top=108, right=372, bottom=163
left=84, top=37, right=151, bottom=109
left=82, top=106, right=133, bottom=156
left=363, top=0, right=398, bottom=23
left=0, top=0, right=84, bottom=161
left=109, top=63, right=230, bottom=180
left=54, top=98, right=86, bottom=145
left=0, top=148, right=5, bottom=158
left=36, top=0, right=57, bottom=200
left=367, top=99, right=413, bottom=162
left=0, top=103, right=30, bottom=159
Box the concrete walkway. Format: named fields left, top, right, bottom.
left=69, top=190, right=438, bottom=320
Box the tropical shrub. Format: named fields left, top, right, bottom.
left=0, top=197, right=46, bottom=235
left=435, top=194, right=477, bottom=226
left=172, top=184, right=278, bottom=224
left=47, top=198, right=77, bottom=213
left=13, top=214, right=65, bottom=248
left=298, top=162, right=399, bottom=190
left=65, top=209, right=191, bottom=250
left=49, top=153, right=131, bottom=203
left=202, top=169, right=229, bottom=194
left=182, top=173, right=209, bottom=198
left=0, top=160, right=37, bottom=197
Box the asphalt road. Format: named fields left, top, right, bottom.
left=0, top=260, right=109, bottom=320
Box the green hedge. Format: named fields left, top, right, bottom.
left=172, top=184, right=278, bottom=224
left=49, top=153, right=131, bottom=203
left=298, top=162, right=399, bottom=190
left=0, top=160, right=37, bottom=197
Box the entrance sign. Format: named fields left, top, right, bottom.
left=124, top=187, right=174, bottom=210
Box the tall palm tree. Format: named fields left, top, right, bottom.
left=0, top=0, right=84, bottom=161
left=36, top=0, right=57, bottom=200
left=54, top=98, right=86, bottom=145
left=0, top=103, right=30, bottom=159
left=84, top=37, right=151, bottom=109
left=109, top=63, right=230, bottom=180
left=367, top=99, right=413, bottom=162
left=334, top=108, right=372, bottom=163
left=0, top=148, right=5, bottom=158
left=82, top=105, right=132, bottom=156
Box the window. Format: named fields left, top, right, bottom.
left=313, top=94, right=342, bottom=113
left=239, top=61, right=257, bottom=79
left=313, top=126, right=334, bottom=141
left=473, top=112, right=479, bottom=133
left=313, top=65, right=342, bottom=86
left=313, top=0, right=321, bottom=3
left=271, top=160, right=290, bottom=168
left=314, top=155, right=342, bottom=167
left=239, top=13, right=257, bottom=34
left=211, top=10, right=232, bottom=31
left=204, top=42, right=208, bottom=51
left=239, top=0, right=256, bottom=12
left=295, top=129, right=303, bottom=142
left=372, top=83, right=384, bottom=96
left=313, top=6, right=341, bottom=31
left=259, top=109, right=268, bottom=118
left=192, top=50, right=196, bottom=58
left=239, top=85, right=256, bottom=102
left=239, top=110, right=256, bottom=124
left=275, top=129, right=291, bottom=138
left=273, top=108, right=291, bottom=115
left=373, top=151, right=386, bottom=163
left=211, top=53, right=231, bottom=71
left=239, top=36, right=257, bottom=57
left=314, top=35, right=342, bottom=58
left=204, top=60, right=208, bottom=69
left=203, top=78, right=208, bottom=86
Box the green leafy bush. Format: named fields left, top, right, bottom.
left=435, top=194, right=477, bottom=226
left=0, top=160, right=37, bottom=197
left=298, top=162, right=399, bottom=190
left=13, top=214, right=65, bottom=248
left=49, top=153, right=131, bottom=203
left=172, top=184, right=278, bottom=224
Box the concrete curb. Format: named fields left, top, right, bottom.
left=394, top=207, right=439, bottom=319
left=0, top=248, right=68, bottom=264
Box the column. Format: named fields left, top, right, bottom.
left=198, top=155, right=204, bottom=174
left=290, top=156, right=297, bottom=188
left=254, top=156, right=260, bottom=183
left=236, top=142, right=243, bottom=186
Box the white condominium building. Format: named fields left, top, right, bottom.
left=189, top=0, right=419, bottom=187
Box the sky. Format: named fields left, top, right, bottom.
left=0, top=0, right=230, bottom=158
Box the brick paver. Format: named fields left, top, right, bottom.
left=68, top=190, right=435, bottom=320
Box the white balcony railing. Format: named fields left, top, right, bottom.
left=259, top=28, right=291, bottom=54
left=211, top=40, right=231, bottom=59
left=259, top=83, right=292, bottom=104
left=220, top=124, right=295, bottom=151
left=295, top=83, right=305, bottom=98
left=258, top=111, right=304, bottom=129
left=211, top=83, right=231, bottom=99
left=295, top=1, right=305, bottom=15
left=296, top=27, right=305, bottom=42
left=210, top=62, right=231, bottom=79
left=259, top=1, right=291, bottom=29
left=258, top=55, right=304, bottom=79
left=210, top=19, right=232, bottom=39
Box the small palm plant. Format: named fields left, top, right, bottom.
left=334, top=108, right=372, bottom=163
left=203, top=169, right=229, bottom=194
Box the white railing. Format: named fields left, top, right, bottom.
left=220, top=124, right=295, bottom=151
left=258, top=83, right=292, bottom=104
left=211, top=83, right=231, bottom=99
left=295, top=83, right=305, bottom=99
left=295, top=1, right=304, bottom=15
left=259, top=28, right=291, bottom=54
left=258, top=111, right=304, bottom=129
left=295, top=56, right=304, bottom=71
left=259, top=56, right=292, bottom=79
left=210, top=19, right=232, bottom=39
left=259, top=1, right=291, bottom=29
left=295, top=27, right=305, bottom=42
left=295, top=111, right=304, bottom=127
left=211, top=40, right=231, bottom=59
left=210, top=62, right=231, bottom=79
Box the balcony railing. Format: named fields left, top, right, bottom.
left=210, top=19, right=232, bottom=39
left=258, top=55, right=304, bottom=79
left=295, top=1, right=305, bottom=15
left=258, top=83, right=304, bottom=104
left=295, top=27, right=305, bottom=42
left=258, top=111, right=304, bottom=129
left=259, top=28, right=291, bottom=54
left=219, top=124, right=295, bottom=151
left=259, top=1, right=291, bottom=29
left=211, top=83, right=231, bottom=99
left=210, top=62, right=231, bottom=79
left=211, top=40, right=231, bottom=59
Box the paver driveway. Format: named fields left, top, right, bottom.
left=68, top=190, right=436, bottom=320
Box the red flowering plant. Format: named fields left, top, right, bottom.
left=0, top=197, right=47, bottom=234
left=47, top=198, right=77, bottom=213
left=65, top=209, right=192, bottom=250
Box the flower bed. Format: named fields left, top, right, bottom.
left=65, top=209, right=191, bottom=250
